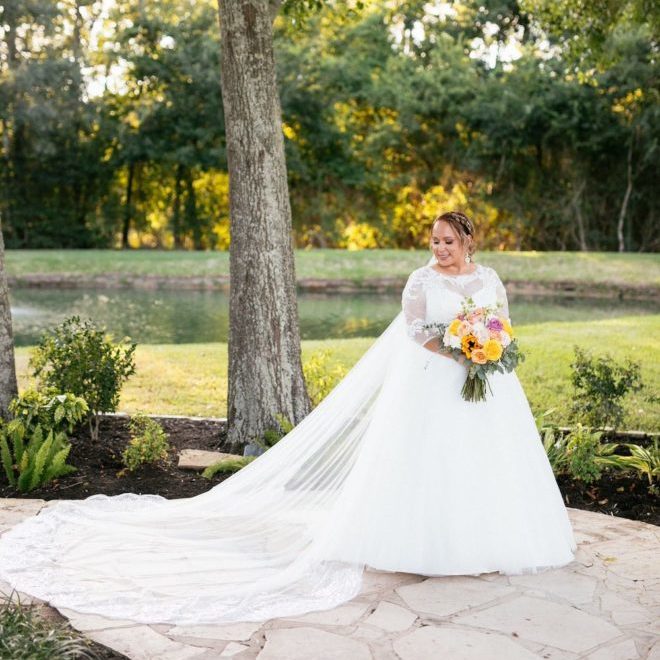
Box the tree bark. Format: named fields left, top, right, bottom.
left=217, top=0, right=311, bottom=452
left=172, top=163, right=184, bottom=248
left=617, top=137, right=633, bottom=253
left=121, top=161, right=135, bottom=248
left=0, top=220, right=18, bottom=419
left=570, top=180, right=588, bottom=251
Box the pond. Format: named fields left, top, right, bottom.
left=9, top=287, right=657, bottom=347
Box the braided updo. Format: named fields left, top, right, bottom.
left=430, top=211, right=476, bottom=257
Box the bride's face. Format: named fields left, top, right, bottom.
left=430, top=220, right=466, bottom=268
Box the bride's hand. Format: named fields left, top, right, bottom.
left=423, top=337, right=454, bottom=360
left=424, top=338, right=469, bottom=366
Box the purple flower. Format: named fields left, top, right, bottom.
left=487, top=318, right=503, bottom=331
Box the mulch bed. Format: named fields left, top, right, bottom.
left=1, top=416, right=657, bottom=525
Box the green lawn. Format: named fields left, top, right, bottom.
left=15, top=315, right=660, bottom=432
left=6, top=249, right=660, bottom=286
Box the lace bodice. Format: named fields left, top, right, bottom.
left=401, top=263, right=510, bottom=347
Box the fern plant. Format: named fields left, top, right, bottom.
left=1, top=424, right=76, bottom=493
left=0, top=390, right=86, bottom=493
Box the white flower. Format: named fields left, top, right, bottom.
left=500, top=332, right=511, bottom=347
left=448, top=334, right=462, bottom=349
left=472, top=322, right=489, bottom=344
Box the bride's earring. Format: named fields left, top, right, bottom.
left=464, top=254, right=471, bottom=264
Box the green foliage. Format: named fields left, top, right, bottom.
left=253, top=413, right=295, bottom=452
left=303, top=349, right=348, bottom=407
left=0, top=424, right=76, bottom=493
left=8, top=389, right=89, bottom=435
left=616, top=439, right=660, bottom=493
left=121, top=414, right=170, bottom=472
left=2, top=1, right=657, bottom=251
left=565, top=425, right=606, bottom=484
left=570, top=346, right=643, bottom=429
left=0, top=389, right=86, bottom=492
left=30, top=316, right=136, bottom=441
left=202, top=456, right=256, bottom=478
left=0, top=592, right=99, bottom=659
left=541, top=424, right=622, bottom=484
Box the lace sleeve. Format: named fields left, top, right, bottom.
left=490, top=268, right=510, bottom=320
left=401, top=271, right=435, bottom=347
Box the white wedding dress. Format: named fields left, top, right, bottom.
left=0, top=258, right=577, bottom=625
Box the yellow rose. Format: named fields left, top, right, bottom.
left=471, top=348, right=488, bottom=364
left=502, top=319, right=514, bottom=337
left=483, top=339, right=503, bottom=361
left=448, top=319, right=462, bottom=336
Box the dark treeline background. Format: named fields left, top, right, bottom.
left=0, top=0, right=657, bottom=251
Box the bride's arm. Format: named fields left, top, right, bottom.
left=401, top=272, right=454, bottom=360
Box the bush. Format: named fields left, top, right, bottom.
left=30, top=316, right=136, bottom=441
left=8, top=389, right=89, bottom=435
left=541, top=423, right=621, bottom=485
left=0, top=592, right=99, bottom=659
left=121, top=413, right=170, bottom=472
left=0, top=391, right=87, bottom=493
left=303, top=349, right=348, bottom=407
left=570, top=346, right=643, bottom=429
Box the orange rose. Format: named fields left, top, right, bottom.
left=471, top=348, right=488, bottom=364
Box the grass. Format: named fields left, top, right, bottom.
left=15, top=315, right=660, bottom=432
left=5, top=249, right=660, bottom=286
left=0, top=592, right=100, bottom=659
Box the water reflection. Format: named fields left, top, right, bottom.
left=9, top=287, right=658, bottom=347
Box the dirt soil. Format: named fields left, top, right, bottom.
left=1, top=416, right=657, bottom=525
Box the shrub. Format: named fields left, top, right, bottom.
left=121, top=413, right=170, bottom=472
left=541, top=423, right=622, bottom=485
left=0, top=592, right=99, bottom=659
left=9, top=389, right=89, bottom=435
left=565, top=425, right=605, bottom=484
left=570, top=346, right=643, bottom=429
left=30, top=316, right=136, bottom=441
left=303, top=349, right=348, bottom=407
left=202, top=456, right=256, bottom=478
left=0, top=391, right=87, bottom=493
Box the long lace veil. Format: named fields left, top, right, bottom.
left=0, top=255, right=436, bottom=625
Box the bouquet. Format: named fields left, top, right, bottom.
left=423, top=297, right=524, bottom=402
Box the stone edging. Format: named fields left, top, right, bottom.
left=7, top=273, right=660, bottom=300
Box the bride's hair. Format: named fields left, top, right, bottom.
left=431, top=211, right=476, bottom=256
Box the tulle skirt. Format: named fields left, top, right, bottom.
left=315, top=338, right=577, bottom=575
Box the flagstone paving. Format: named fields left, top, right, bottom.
left=0, top=499, right=657, bottom=659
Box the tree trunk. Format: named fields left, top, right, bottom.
left=217, top=0, right=311, bottom=452
left=571, top=180, right=588, bottom=251
left=121, top=161, right=135, bottom=248
left=617, top=137, right=633, bottom=253
left=0, top=220, right=18, bottom=419
left=172, top=163, right=184, bottom=248
left=185, top=169, right=202, bottom=250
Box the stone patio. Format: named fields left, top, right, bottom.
left=0, top=499, right=658, bottom=659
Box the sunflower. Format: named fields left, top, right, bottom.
left=461, top=334, right=479, bottom=358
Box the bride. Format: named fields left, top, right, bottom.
left=0, top=211, right=577, bottom=625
